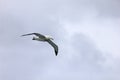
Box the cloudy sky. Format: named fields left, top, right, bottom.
left=0, top=0, right=120, bottom=80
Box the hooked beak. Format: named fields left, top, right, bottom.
left=51, top=38, right=54, bottom=40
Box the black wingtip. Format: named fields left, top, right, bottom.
left=55, top=51, right=58, bottom=56
left=21, top=35, right=25, bottom=36
left=21, top=33, right=35, bottom=37
left=21, top=34, right=28, bottom=36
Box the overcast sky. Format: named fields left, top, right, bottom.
left=0, top=0, right=120, bottom=80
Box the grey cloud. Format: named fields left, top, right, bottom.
left=70, top=34, right=105, bottom=71
left=69, top=33, right=120, bottom=80
left=92, top=0, right=120, bottom=17
left=56, top=0, right=120, bottom=22
left=0, top=0, right=120, bottom=80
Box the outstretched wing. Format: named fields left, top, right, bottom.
left=21, top=33, right=45, bottom=38
left=47, top=40, right=58, bottom=56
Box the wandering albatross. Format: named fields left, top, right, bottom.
left=21, top=33, right=58, bottom=56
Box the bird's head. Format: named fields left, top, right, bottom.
left=48, top=36, right=54, bottom=40
left=50, top=37, right=54, bottom=40
left=45, top=35, right=54, bottom=40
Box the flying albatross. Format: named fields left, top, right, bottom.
left=21, top=33, right=58, bottom=56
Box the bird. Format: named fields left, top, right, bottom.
left=21, top=33, right=58, bottom=56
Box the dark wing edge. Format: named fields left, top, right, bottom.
left=47, top=40, right=58, bottom=56
left=21, top=33, right=45, bottom=38
left=21, top=33, right=34, bottom=36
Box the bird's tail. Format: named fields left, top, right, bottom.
left=32, top=37, right=36, bottom=40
